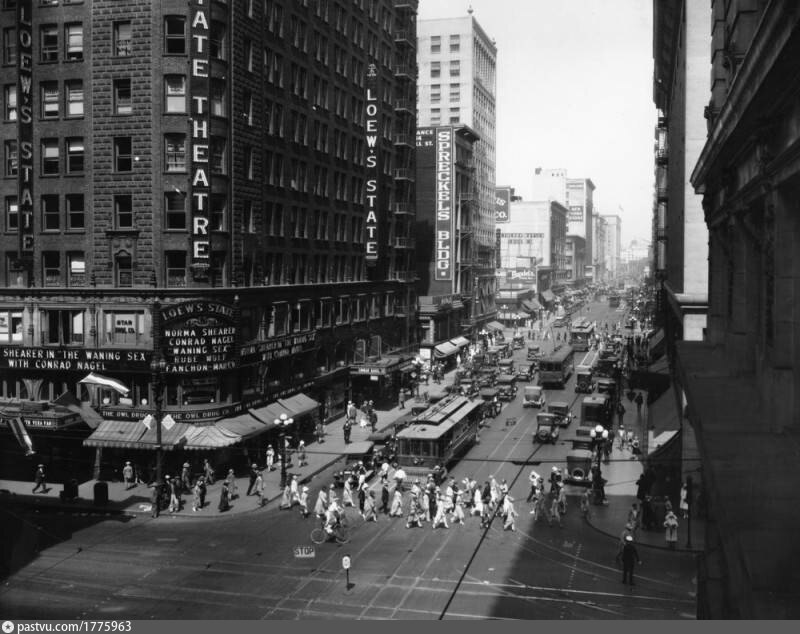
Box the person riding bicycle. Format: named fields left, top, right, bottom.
left=323, top=503, right=342, bottom=538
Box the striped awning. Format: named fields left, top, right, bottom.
left=83, top=419, right=191, bottom=450
left=277, top=393, right=319, bottom=419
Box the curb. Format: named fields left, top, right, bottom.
left=582, top=513, right=703, bottom=554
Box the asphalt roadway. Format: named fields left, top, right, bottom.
left=0, top=299, right=698, bottom=620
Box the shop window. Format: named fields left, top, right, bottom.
left=104, top=310, right=144, bottom=345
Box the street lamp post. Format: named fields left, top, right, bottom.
left=274, top=413, right=294, bottom=489
left=589, top=424, right=609, bottom=476
left=149, top=357, right=167, bottom=485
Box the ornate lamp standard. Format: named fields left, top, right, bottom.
left=149, top=356, right=167, bottom=484
left=589, top=424, right=609, bottom=474
left=273, top=412, right=294, bottom=488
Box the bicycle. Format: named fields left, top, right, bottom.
left=310, top=517, right=351, bottom=544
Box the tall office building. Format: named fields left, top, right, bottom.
left=565, top=177, right=595, bottom=284
left=0, top=0, right=419, bottom=480
left=600, top=214, right=622, bottom=282
left=417, top=10, right=497, bottom=337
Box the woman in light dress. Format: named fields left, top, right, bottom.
left=389, top=488, right=404, bottom=516
left=342, top=478, right=354, bottom=507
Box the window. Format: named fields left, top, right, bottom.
left=3, top=27, right=15, bottom=65
left=449, top=83, right=460, bottom=101
left=430, top=35, right=440, bottom=53
left=42, top=251, right=61, bottom=287
left=41, top=309, right=84, bottom=345
left=431, top=61, right=440, bottom=78
left=4, top=140, right=16, bottom=176
left=41, top=138, right=59, bottom=174
left=450, top=60, right=460, bottom=77
left=65, top=80, right=83, bottom=117
left=210, top=79, right=226, bottom=117
left=40, top=24, right=58, bottom=62
left=243, top=90, right=253, bottom=125
left=164, top=75, right=186, bottom=113
left=245, top=39, right=254, bottom=72
left=165, top=192, right=185, bottom=230
left=0, top=309, right=23, bottom=343
left=245, top=146, right=254, bottom=180
left=113, top=21, right=132, bottom=56
left=104, top=310, right=145, bottom=345
left=164, top=16, right=186, bottom=54
left=210, top=136, right=226, bottom=174
left=66, top=138, right=84, bottom=173
left=5, top=196, right=18, bottom=232
left=244, top=201, right=255, bottom=233
left=66, top=194, right=84, bottom=230
left=114, top=78, right=131, bottom=114
left=65, top=23, right=83, bottom=61
left=166, top=251, right=186, bottom=287
left=115, top=256, right=132, bottom=287
left=164, top=134, right=186, bottom=172
left=211, top=194, right=226, bottom=231
left=41, top=82, right=59, bottom=118
left=449, top=34, right=460, bottom=52
left=114, top=137, right=132, bottom=172
left=209, top=21, right=226, bottom=60
left=41, top=195, right=59, bottom=230
left=114, top=194, right=133, bottom=229
left=4, top=84, right=16, bottom=120
left=67, top=253, right=86, bottom=287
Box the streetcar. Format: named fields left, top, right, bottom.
left=538, top=344, right=575, bottom=388
left=568, top=317, right=595, bottom=352
left=394, top=395, right=483, bottom=479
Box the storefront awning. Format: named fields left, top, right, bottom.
left=485, top=321, right=505, bottom=332
left=540, top=289, right=555, bottom=303
left=434, top=341, right=459, bottom=358
left=522, top=299, right=541, bottom=313
left=83, top=419, right=191, bottom=450
left=648, top=328, right=665, bottom=350
left=449, top=336, right=470, bottom=348
left=249, top=402, right=289, bottom=425
left=218, top=412, right=275, bottom=439
left=277, top=393, right=319, bottom=419
left=182, top=424, right=243, bottom=450
left=78, top=372, right=129, bottom=395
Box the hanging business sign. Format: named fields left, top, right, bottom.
left=189, top=0, right=211, bottom=279
left=435, top=127, right=454, bottom=281
left=495, top=187, right=511, bottom=223
left=364, top=63, right=379, bottom=264
left=17, top=0, right=34, bottom=264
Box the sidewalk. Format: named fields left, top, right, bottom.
left=582, top=396, right=706, bottom=553
left=0, top=366, right=459, bottom=520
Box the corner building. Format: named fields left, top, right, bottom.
left=0, top=0, right=419, bottom=481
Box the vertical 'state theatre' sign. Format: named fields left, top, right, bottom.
left=435, top=127, right=453, bottom=281
left=190, top=0, right=211, bottom=277
left=364, top=64, right=379, bottom=263
left=17, top=0, right=34, bottom=262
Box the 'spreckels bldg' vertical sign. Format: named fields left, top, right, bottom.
left=17, top=0, right=34, bottom=268
left=189, top=0, right=211, bottom=280
left=364, top=64, right=379, bottom=264
left=435, top=127, right=453, bottom=281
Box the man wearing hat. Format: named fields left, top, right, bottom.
left=181, top=462, right=192, bottom=492
left=122, top=461, right=135, bottom=490
left=246, top=462, right=259, bottom=496
left=297, top=440, right=308, bottom=467
left=32, top=463, right=46, bottom=494
left=620, top=535, right=642, bottom=586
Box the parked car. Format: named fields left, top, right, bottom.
left=516, top=363, right=534, bottom=383
left=496, top=374, right=517, bottom=401
left=523, top=385, right=546, bottom=408
left=534, top=413, right=560, bottom=444
left=527, top=345, right=542, bottom=362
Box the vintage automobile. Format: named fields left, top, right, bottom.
left=512, top=334, right=525, bottom=350
left=534, top=413, right=560, bottom=444
left=547, top=401, right=574, bottom=428
left=332, top=441, right=376, bottom=487
left=458, top=379, right=479, bottom=398
left=497, top=357, right=515, bottom=374
left=477, top=367, right=498, bottom=388
left=575, top=368, right=596, bottom=393
left=496, top=374, right=518, bottom=401
left=596, top=378, right=617, bottom=400
left=563, top=449, right=594, bottom=486
left=479, top=388, right=501, bottom=417
left=523, top=385, right=546, bottom=408
left=515, top=363, right=534, bottom=383
left=527, top=344, right=542, bottom=362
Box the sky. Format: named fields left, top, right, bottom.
left=417, top=0, right=657, bottom=245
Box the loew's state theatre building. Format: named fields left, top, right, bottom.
left=0, top=0, right=420, bottom=481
